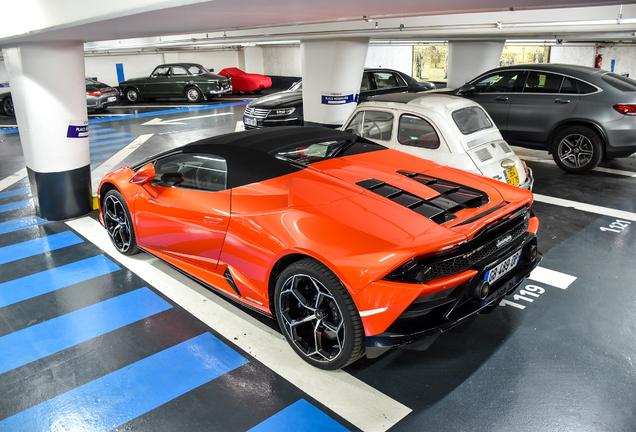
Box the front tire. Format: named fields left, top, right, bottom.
left=125, top=87, right=141, bottom=104
left=274, top=258, right=365, bottom=370
left=103, top=190, right=139, bottom=255
left=185, top=87, right=202, bottom=103
left=552, top=126, right=604, bottom=173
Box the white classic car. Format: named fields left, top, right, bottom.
left=341, top=93, right=533, bottom=189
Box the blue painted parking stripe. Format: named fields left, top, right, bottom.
left=0, top=255, right=120, bottom=308
left=0, top=187, right=30, bottom=199
left=0, top=332, right=248, bottom=431
left=89, top=137, right=134, bottom=147
left=0, top=216, right=48, bottom=235
left=89, top=128, right=115, bottom=134
left=0, top=287, right=172, bottom=375
left=0, top=231, right=83, bottom=265
left=90, top=144, right=127, bottom=153
left=89, top=132, right=130, bottom=141
left=0, top=199, right=33, bottom=213
left=248, top=399, right=349, bottom=432
left=89, top=101, right=249, bottom=125
left=91, top=154, right=114, bottom=162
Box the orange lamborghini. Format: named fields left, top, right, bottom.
left=98, top=126, right=540, bottom=370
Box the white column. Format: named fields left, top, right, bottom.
left=301, top=38, right=369, bottom=127
left=447, top=40, right=505, bottom=88
left=3, top=41, right=91, bottom=220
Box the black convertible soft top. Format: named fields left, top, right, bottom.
left=183, top=126, right=358, bottom=155
left=133, top=126, right=383, bottom=190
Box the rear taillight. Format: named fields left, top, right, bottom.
left=613, top=104, right=636, bottom=115
left=87, top=91, right=103, bottom=96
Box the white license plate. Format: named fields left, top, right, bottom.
left=107, top=96, right=117, bottom=102
left=484, top=249, right=521, bottom=285
left=244, top=117, right=257, bottom=127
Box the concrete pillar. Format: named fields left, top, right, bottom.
left=3, top=41, right=92, bottom=220
left=447, top=40, right=505, bottom=88
left=301, top=38, right=369, bottom=127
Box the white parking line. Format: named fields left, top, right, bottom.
left=90, top=134, right=154, bottom=193
left=521, top=155, right=636, bottom=178
left=0, top=168, right=27, bottom=192
left=528, top=266, right=577, bottom=289
left=533, top=193, right=636, bottom=222
left=66, top=217, right=412, bottom=432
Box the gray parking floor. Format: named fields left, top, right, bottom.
left=1, top=100, right=635, bottom=431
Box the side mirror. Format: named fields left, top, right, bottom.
left=130, top=163, right=156, bottom=186
left=457, top=84, right=476, bottom=95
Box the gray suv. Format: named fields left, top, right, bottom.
left=449, top=64, right=636, bottom=173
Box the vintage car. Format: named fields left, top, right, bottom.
left=219, top=67, right=272, bottom=93
left=342, top=93, right=533, bottom=189
left=243, top=68, right=436, bottom=129
left=119, top=63, right=232, bottom=103
left=98, top=126, right=540, bottom=369
left=0, top=78, right=120, bottom=116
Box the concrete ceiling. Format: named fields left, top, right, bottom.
left=1, top=0, right=636, bottom=53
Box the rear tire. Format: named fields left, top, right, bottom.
left=274, top=258, right=365, bottom=370
left=1, top=96, right=14, bottom=117
left=552, top=126, right=604, bottom=173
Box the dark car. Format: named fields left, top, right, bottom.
left=243, top=68, right=435, bottom=129
left=0, top=78, right=120, bottom=117
left=119, top=63, right=232, bottom=104
left=446, top=64, right=636, bottom=173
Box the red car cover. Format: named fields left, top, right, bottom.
left=219, top=67, right=272, bottom=92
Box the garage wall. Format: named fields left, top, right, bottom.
left=84, top=50, right=241, bottom=86
left=365, top=45, right=412, bottom=75
left=0, top=62, right=8, bottom=90
left=548, top=45, right=636, bottom=77
left=242, top=47, right=265, bottom=74
left=262, top=45, right=301, bottom=77
left=549, top=46, right=596, bottom=68
left=596, top=46, right=636, bottom=77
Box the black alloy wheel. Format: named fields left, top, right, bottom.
left=103, top=190, right=139, bottom=255
left=1, top=97, right=14, bottom=117
left=185, top=87, right=202, bottom=103
left=552, top=126, right=604, bottom=173
left=274, top=259, right=365, bottom=370
left=125, top=88, right=140, bottom=104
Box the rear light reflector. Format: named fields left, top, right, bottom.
left=613, top=104, right=636, bottom=115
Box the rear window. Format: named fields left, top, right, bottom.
left=274, top=139, right=384, bottom=165
left=602, top=73, right=636, bottom=92
left=452, top=107, right=493, bottom=135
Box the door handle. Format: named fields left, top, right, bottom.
left=555, top=99, right=571, bottom=104
left=494, top=96, right=509, bottom=101
left=204, top=216, right=224, bottom=226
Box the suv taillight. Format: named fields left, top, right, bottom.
left=613, top=104, right=636, bottom=115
